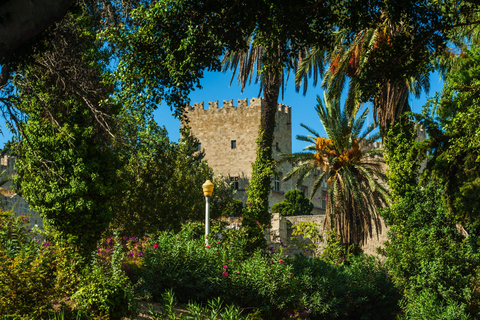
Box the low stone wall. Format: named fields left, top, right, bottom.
left=221, top=213, right=388, bottom=258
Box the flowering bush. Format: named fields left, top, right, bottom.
left=137, top=222, right=298, bottom=318
left=72, top=231, right=137, bottom=319
left=0, top=211, right=42, bottom=258
left=96, top=234, right=149, bottom=282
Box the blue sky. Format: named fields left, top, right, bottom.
left=0, top=70, right=443, bottom=153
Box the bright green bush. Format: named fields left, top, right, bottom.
left=136, top=222, right=400, bottom=319
left=272, top=189, right=314, bottom=216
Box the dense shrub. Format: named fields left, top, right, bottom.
left=399, top=289, right=472, bottom=320
left=136, top=222, right=400, bottom=319
left=0, top=211, right=55, bottom=318
left=0, top=244, right=55, bottom=318
left=71, top=231, right=137, bottom=319
left=272, top=190, right=314, bottom=216
left=382, top=183, right=480, bottom=316
left=293, top=255, right=401, bottom=320
left=137, top=222, right=298, bottom=318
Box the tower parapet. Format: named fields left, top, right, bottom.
left=185, top=97, right=291, bottom=117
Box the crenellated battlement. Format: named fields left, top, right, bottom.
left=185, top=97, right=291, bottom=116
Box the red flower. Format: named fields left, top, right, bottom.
left=153, top=243, right=158, bottom=249
left=222, top=272, right=229, bottom=277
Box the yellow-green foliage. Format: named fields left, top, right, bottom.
left=0, top=246, right=55, bottom=319
left=290, top=221, right=322, bottom=256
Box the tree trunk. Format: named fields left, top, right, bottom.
left=243, top=67, right=281, bottom=235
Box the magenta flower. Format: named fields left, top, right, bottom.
left=222, top=272, right=229, bottom=277
left=223, top=265, right=228, bottom=270
left=205, top=245, right=211, bottom=249
left=153, top=243, right=158, bottom=249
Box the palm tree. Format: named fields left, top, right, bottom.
left=279, top=92, right=389, bottom=246
left=295, top=19, right=430, bottom=137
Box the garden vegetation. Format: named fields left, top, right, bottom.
left=0, top=0, right=480, bottom=319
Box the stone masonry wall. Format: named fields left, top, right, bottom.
left=222, top=213, right=388, bottom=258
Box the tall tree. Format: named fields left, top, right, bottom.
left=13, top=12, right=121, bottom=257
left=280, top=93, right=388, bottom=246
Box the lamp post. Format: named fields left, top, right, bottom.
left=202, top=180, right=214, bottom=246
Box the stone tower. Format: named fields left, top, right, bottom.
left=184, top=98, right=326, bottom=214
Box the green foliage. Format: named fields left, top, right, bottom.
left=272, top=189, right=313, bottom=216
left=0, top=211, right=39, bottom=258
left=0, top=214, right=54, bottom=319
left=46, top=230, right=86, bottom=297
left=14, top=13, right=121, bottom=257
left=292, top=254, right=401, bottom=320
left=111, top=124, right=209, bottom=235
left=242, top=132, right=273, bottom=251
left=71, top=231, right=137, bottom=319
left=0, top=246, right=56, bottom=319
left=321, top=231, right=356, bottom=266
left=400, top=289, right=472, bottom=320
left=211, top=177, right=244, bottom=218
left=423, top=44, right=480, bottom=230
left=383, top=119, right=421, bottom=208
left=382, top=183, right=480, bottom=316
left=290, top=221, right=323, bottom=256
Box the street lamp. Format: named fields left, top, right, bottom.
left=202, top=180, right=214, bottom=245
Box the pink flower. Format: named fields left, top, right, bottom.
left=222, top=272, right=229, bottom=277
left=205, top=245, right=211, bottom=249
left=217, top=241, right=220, bottom=244
left=279, top=260, right=283, bottom=263
left=153, top=243, right=158, bottom=249
left=270, top=261, right=273, bottom=264
left=223, top=265, right=228, bottom=270
left=228, top=260, right=231, bottom=262
left=236, top=271, right=240, bottom=274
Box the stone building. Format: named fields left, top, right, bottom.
left=183, top=97, right=327, bottom=214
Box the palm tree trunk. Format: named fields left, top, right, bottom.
left=242, top=64, right=281, bottom=241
